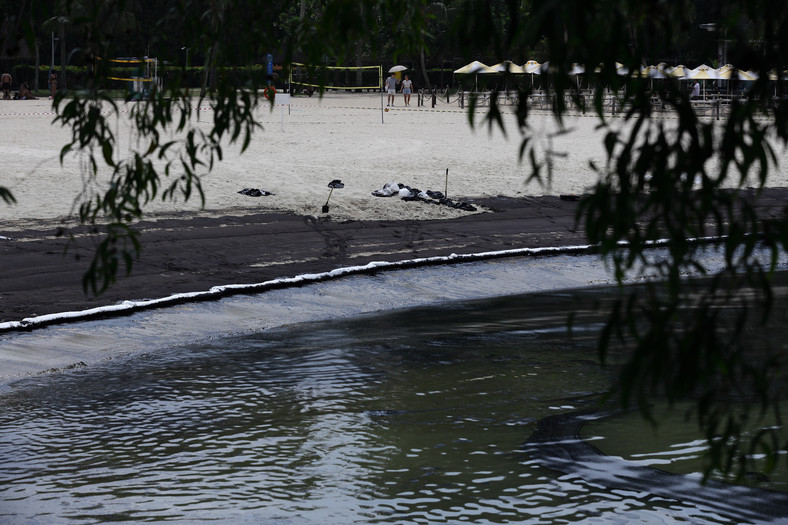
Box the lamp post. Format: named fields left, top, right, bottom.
left=700, top=23, right=728, bottom=91
left=50, top=32, right=58, bottom=69
left=181, top=46, right=190, bottom=68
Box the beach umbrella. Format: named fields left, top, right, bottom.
left=453, top=61, right=496, bottom=74
left=388, top=65, right=407, bottom=73
left=736, top=69, right=759, bottom=81
left=644, top=64, right=669, bottom=79
left=715, top=64, right=737, bottom=93
left=686, top=65, right=722, bottom=98
left=489, top=61, right=525, bottom=91
left=454, top=61, right=496, bottom=91
left=522, top=60, right=541, bottom=89
left=686, top=64, right=721, bottom=80
left=638, top=64, right=669, bottom=90
left=491, top=60, right=525, bottom=74
left=667, top=65, right=688, bottom=78
left=568, top=63, right=585, bottom=89
left=522, top=60, right=542, bottom=74
left=715, top=64, right=735, bottom=79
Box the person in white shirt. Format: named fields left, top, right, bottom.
left=690, top=81, right=700, bottom=100
left=401, top=75, right=413, bottom=106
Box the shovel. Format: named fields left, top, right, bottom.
left=322, top=179, right=344, bottom=213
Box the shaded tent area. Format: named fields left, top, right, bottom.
left=452, top=59, right=785, bottom=112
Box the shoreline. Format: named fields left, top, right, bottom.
left=4, top=188, right=788, bottom=325
left=0, top=247, right=625, bottom=387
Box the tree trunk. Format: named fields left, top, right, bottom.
left=34, top=39, right=40, bottom=91
left=300, top=0, right=306, bottom=20
left=420, top=47, right=431, bottom=90
left=355, top=40, right=362, bottom=90
left=201, top=46, right=212, bottom=96
left=59, top=23, right=66, bottom=90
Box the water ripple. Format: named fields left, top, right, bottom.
left=0, top=290, right=781, bottom=523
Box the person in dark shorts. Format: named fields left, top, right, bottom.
left=1, top=72, right=11, bottom=100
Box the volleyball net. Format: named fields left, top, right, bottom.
left=96, top=56, right=161, bottom=93
left=289, top=63, right=382, bottom=92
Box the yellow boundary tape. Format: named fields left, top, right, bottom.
left=96, top=56, right=156, bottom=64
left=106, top=76, right=154, bottom=83
left=289, top=63, right=383, bottom=90
left=290, top=62, right=380, bottom=71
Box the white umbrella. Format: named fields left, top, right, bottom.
left=737, top=69, right=759, bottom=81
left=568, top=63, right=585, bottom=89
left=453, top=61, right=496, bottom=74
left=715, top=64, right=735, bottom=79
left=686, top=65, right=721, bottom=98
left=715, top=64, right=736, bottom=94
left=388, top=65, right=407, bottom=73
left=667, top=65, right=688, bottom=78
left=522, top=60, right=542, bottom=74
left=568, top=63, right=585, bottom=76
left=686, top=64, right=721, bottom=80
left=491, top=60, right=525, bottom=74
left=644, top=64, right=669, bottom=79
left=489, top=61, right=525, bottom=91
left=768, top=69, right=788, bottom=81
left=454, top=61, right=496, bottom=91
left=522, top=60, right=541, bottom=89
left=638, top=65, right=669, bottom=90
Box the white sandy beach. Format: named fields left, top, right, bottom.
left=0, top=92, right=786, bottom=231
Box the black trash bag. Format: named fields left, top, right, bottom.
left=238, top=188, right=274, bottom=197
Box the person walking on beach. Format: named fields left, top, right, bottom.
left=401, top=75, right=413, bottom=106
left=385, top=73, right=398, bottom=106
left=690, top=81, right=700, bottom=100
left=48, top=70, right=58, bottom=99
left=1, top=72, right=12, bottom=100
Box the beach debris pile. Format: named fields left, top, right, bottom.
left=238, top=188, right=274, bottom=197
left=372, top=182, right=477, bottom=212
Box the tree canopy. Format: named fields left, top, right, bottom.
left=3, top=0, right=788, bottom=482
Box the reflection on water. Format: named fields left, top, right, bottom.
left=0, top=288, right=785, bottom=523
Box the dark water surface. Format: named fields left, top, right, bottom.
left=2, top=284, right=787, bottom=524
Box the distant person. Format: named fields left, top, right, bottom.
left=401, top=75, right=413, bottom=106
left=48, top=70, right=58, bottom=99
left=1, top=72, right=11, bottom=100
left=385, top=73, right=398, bottom=106
left=18, top=81, right=36, bottom=100
left=690, top=81, right=700, bottom=100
